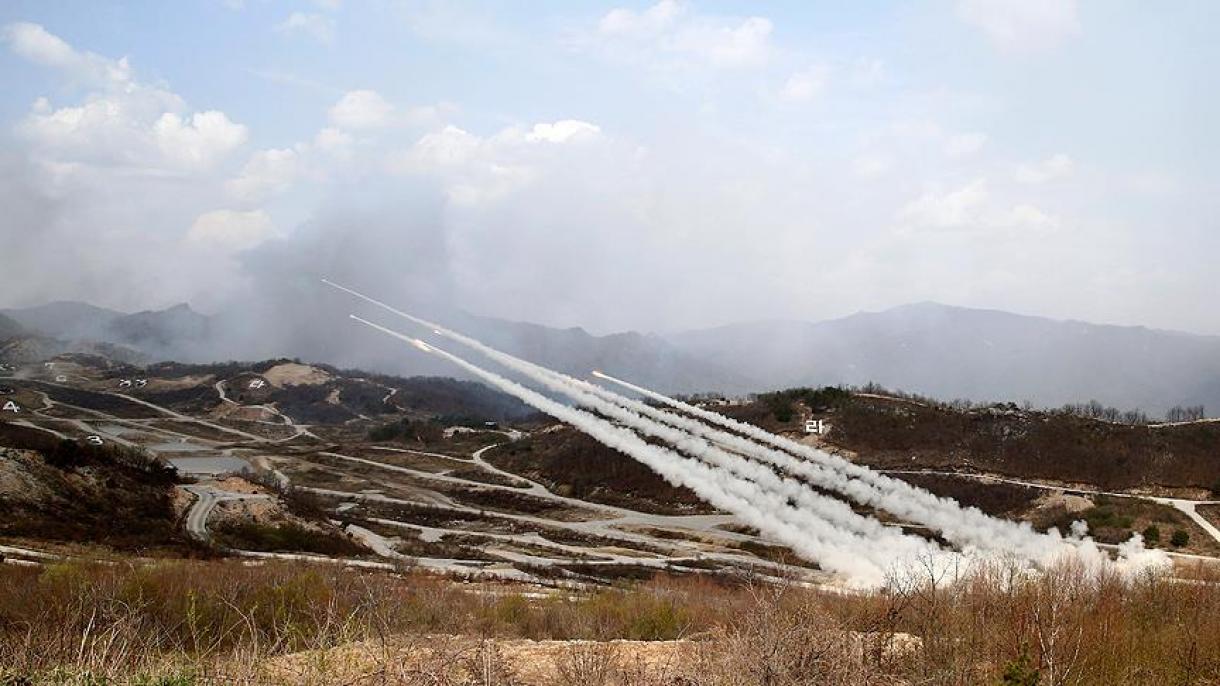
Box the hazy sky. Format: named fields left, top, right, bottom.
left=1, top=1, right=1216, bottom=335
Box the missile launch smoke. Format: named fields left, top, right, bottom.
left=326, top=279, right=1052, bottom=559
left=349, top=315, right=894, bottom=584
left=328, top=281, right=939, bottom=564
left=351, top=315, right=940, bottom=573
left=330, top=280, right=1171, bottom=585
left=590, top=371, right=1072, bottom=562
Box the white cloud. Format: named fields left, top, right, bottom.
left=849, top=58, right=885, bottom=88
left=4, top=21, right=80, bottom=68
left=6, top=23, right=245, bottom=174
left=944, top=131, right=988, bottom=158
left=599, top=0, right=683, bottom=36
left=779, top=64, right=830, bottom=102
left=153, top=111, right=248, bottom=169
left=2, top=21, right=134, bottom=87
left=187, top=209, right=277, bottom=251
left=275, top=12, right=335, bottom=44
left=851, top=153, right=893, bottom=178
left=226, top=147, right=300, bottom=201
left=328, top=90, right=393, bottom=129
left=402, top=119, right=602, bottom=172
left=900, top=179, right=990, bottom=231
left=591, top=2, right=773, bottom=69
left=313, top=126, right=353, bottom=155
left=525, top=120, right=601, bottom=143
left=898, top=178, right=1060, bottom=235
left=884, top=119, right=943, bottom=142
left=957, top=0, right=1080, bottom=54
left=392, top=119, right=605, bottom=205
left=401, top=102, right=456, bottom=127
left=1, top=7, right=1210, bottom=338
left=1015, top=153, right=1073, bottom=184
left=400, top=125, right=481, bottom=170
left=400, top=2, right=513, bottom=46
left=1000, top=203, right=1060, bottom=232
left=667, top=16, right=772, bottom=68
left=18, top=91, right=244, bottom=173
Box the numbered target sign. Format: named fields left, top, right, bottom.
left=55, top=375, right=68, bottom=383
left=249, top=379, right=266, bottom=389
left=2, top=401, right=18, bottom=413
left=85, top=435, right=104, bottom=446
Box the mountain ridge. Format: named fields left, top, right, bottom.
left=670, top=301, right=1220, bottom=416
left=3, top=298, right=1217, bottom=416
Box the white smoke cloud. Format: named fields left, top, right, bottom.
left=352, top=314, right=899, bottom=585
left=187, top=209, right=278, bottom=252
left=330, top=282, right=1171, bottom=586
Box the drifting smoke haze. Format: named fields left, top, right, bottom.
left=354, top=315, right=895, bottom=584
left=1, top=4, right=1218, bottom=341
left=0, top=2, right=1209, bottom=595
left=339, top=283, right=1170, bottom=587
left=2, top=8, right=1219, bottom=414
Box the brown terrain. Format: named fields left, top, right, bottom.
left=2, top=348, right=1220, bottom=683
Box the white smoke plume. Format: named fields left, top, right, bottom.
left=329, top=280, right=1171, bottom=581
left=353, top=315, right=942, bottom=573
left=589, top=370, right=1170, bottom=574
left=329, top=282, right=944, bottom=565
left=326, top=279, right=1060, bottom=560
left=349, top=315, right=896, bottom=585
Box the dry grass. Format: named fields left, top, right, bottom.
left=1, top=557, right=1219, bottom=684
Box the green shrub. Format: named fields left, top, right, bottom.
left=999, top=648, right=1041, bottom=685
left=1171, top=529, right=1189, bottom=547
left=212, top=522, right=365, bottom=557
left=1142, top=525, right=1161, bottom=544
left=368, top=418, right=444, bottom=443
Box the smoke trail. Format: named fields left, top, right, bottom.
left=587, top=371, right=1063, bottom=561
left=326, top=280, right=1169, bottom=575
left=351, top=315, right=940, bottom=573
left=349, top=315, right=893, bottom=585
left=590, top=371, right=1170, bottom=573
left=324, top=278, right=1046, bottom=560
left=325, top=280, right=938, bottom=564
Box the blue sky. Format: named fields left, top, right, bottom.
left=1, top=1, right=1217, bottom=334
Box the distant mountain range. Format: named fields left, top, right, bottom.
left=1, top=301, right=209, bottom=361
left=671, top=302, right=1220, bottom=416
left=0, top=300, right=741, bottom=396
left=3, top=299, right=1218, bottom=417
left=0, top=313, right=24, bottom=340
